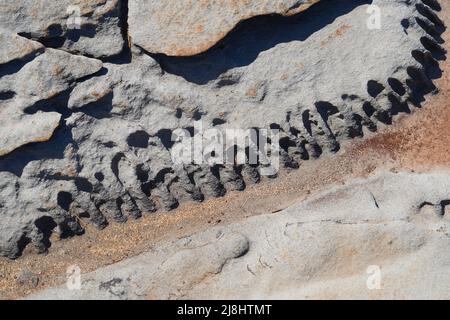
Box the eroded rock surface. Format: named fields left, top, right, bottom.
left=0, top=112, right=61, bottom=157
left=0, top=31, right=44, bottom=65
left=0, top=33, right=103, bottom=159
left=0, top=0, right=447, bottom=258
left=0, top=0, right=124, bottom=58
left=128, top=0, right=319, bottom=56
left=25, top=171, right=450, bottom=299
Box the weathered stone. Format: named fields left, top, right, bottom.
left=0, top=34, right=103, bottom=158
left=128, top=0, right=320, bottom=56
left=17, top=269, right=40, bottom=288
left=0, top=47, right=103, bottom=101
left=0, top=111, right=61, bottom=157
left=25, top=171, right=450, bottom=299
left=0, top=0, right=124, bottom=58
left=0, top=0, right=447, bottom=259
left=0, top=30, right=43, bottom=65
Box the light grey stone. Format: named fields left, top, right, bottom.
left=25, top=171, right=450, bottom=300
left=0, top=0, right=124, bottom=58
left=0, top=30, right=43, bottom=65
left=128, top=0, right=319, bottom=56
left=0, top=0, right=447, bottom=258
left=0, top=45, right=103, bottom=102
left=0, top=111, right=61, bottom=157
left=0, top=35, right=103, bottom=158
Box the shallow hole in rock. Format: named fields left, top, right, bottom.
left=175, top=108, right=183, bottom=119
left=15, top=235, right=32, bottom=259
left=401, top=18, right=410, bottom=31
left=34, top=216, right=58, bottom=249
left=279, top=137, right=296, bottom=153
left=315, top=101, right=339, bottom=121
left=157, top=129, right=174, bottom=149
left=0, top=91, right=15, bottom=101
left=95, top=172, right=105, bottom=182
left=367, top=80, right=385, bottom=98
left=101, top=141, right=117, bottom=148
left=78, top=212, right=90, bottom=219
left=75, top=178, right=93, bottom=193
left=127, top=131, right=150, bottom=148
left=136, top=164, right=149, bottom=183
left=184, top=126, right=195, bottom=137
left=269, top=123, right=281, bottom=130
left=212, top=118, right=227, bottom=126
left=57, top=191, right=73, bottom=211
left=388, top=93, right=410, bottom=115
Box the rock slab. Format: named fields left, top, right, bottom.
left=25, top=171, right=450, bottom=300
left=0, top=0, right=124, bottom=58
left=128, top=0, right=319, bottom=56
left=0, top=0, right=447, bottom=259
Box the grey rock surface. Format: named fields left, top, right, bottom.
left=0, top=111, right=61, bottom=157
left=0, top=35, right=103, bottom=158
left=128, top=0, right=319, bottom=56
left=25, top=171, right=450, bottom=299
left=0, top=0, right=447, bottom=258
left=0, top=31, right=44, bottom=65
left=0, top=0, right=125, bottom=58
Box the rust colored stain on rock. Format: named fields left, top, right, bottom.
left=129, top=0, right=320, bottom=56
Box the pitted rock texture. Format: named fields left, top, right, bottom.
left=25, top=171, right=450, bottom=299
left=128, top=0, right=319, bottom=56
left=0, top=0, right=125, bottom=58
left=0, top=0, right=447, bottom=258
